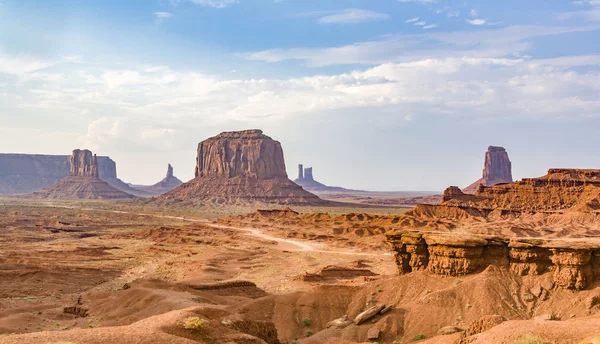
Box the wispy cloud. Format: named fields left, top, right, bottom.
left=172, top=0, right=239, bottom=8
left=406, top=17, right=420, bottom=23
left=470, top=9, right=478, bottom=17
left=447, top=11, right=460, bottom=17
left=154, top=12, right=174, bottom=19
left=316, top=9, right=390, bottom=24
left=398, top=0, right=437, bottom=3
left=241, top=25, right=599, bottom=67
left=414, top=21, right=426, bottom=26
left=467, top=19, right=487, bottom=25
left=423, top=24, right=437, bottom=29
left=559, top=9, right=600, bottom=21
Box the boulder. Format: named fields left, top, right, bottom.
left=354, top=304, right=385, bottom=325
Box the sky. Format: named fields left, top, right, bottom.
left=1, top=0, right=600, bottom=191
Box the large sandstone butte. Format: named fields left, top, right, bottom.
left=387, top=168, right=600, bottom=290
left=133, top=164, right=183, bottom=195
left=0, top=153, right=149, bottom=196
left=154, top=130, right=328, bottom=206
left=31, top=149, right=135, bottom=200
left=463, top=146, right=513, bottom=194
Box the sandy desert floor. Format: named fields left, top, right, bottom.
left=2, top=198, right=600, bottom=344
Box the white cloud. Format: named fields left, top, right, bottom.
left=447, top=11, right=460, bottom=17
left=316, top=9, right=390, bottom=24
left=406, top=17, right=420, bottom=23
left=171, top=0, right=238, bottom=8
left=414, top=21, right=426, bottom=26
left=154, top=12, right=174, bottom=19
left=398, top=0, right=437, bottom=3
left=559, top=9, right=600, bottom=21
left=423, top=24, right=437, bottom=29
left=241, top=25, right=598, bottom=67
left=470, top=9, right=478, bottom=17
left=467, top=19, right=487, bottom=25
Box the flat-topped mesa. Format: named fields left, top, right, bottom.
left=387, top=232, right=600, bottom=290
left=152, top=130, right=328, bottom=206
left=194, top=129, right=287, bottom=180
left=70, top=149, right=99, bottom=178
left=464, top=146, right=513, bottom=194
left=31, top=149, right=135, bottom=199
left=441, top=186, right=464, bottom=202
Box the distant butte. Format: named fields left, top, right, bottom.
left=294, top=164, right=361, bottom=192
left=463, top=146, right=513, bottom=194
left=132, top=164, right=183, bottom=195
left=31, top=149, right=135, bottom=200
left=150, top=130, right=329, bottom=206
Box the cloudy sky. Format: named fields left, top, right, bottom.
left=1, top=0, right=600, bottom=191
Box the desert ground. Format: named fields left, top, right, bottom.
left=2, top=195, right=600, bottom=344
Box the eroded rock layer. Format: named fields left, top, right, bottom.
left=387, top=232, right=600, bottom=290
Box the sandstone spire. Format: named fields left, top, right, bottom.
left=463, top=146, right=513, bottom=194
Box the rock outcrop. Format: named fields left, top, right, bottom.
left=0, top=153, right=147, bottom=196
left=31, top=149, right=135, bottom=200
left=133, top=164, right=183, bottom=195
left=463, top=146, right=513, bottom=194
left=387, top=168, right=600, bottom=290
left=70, top=149, right=99, bottom=177
left=387, top=231, right=600, bottom=290
left=153, top=130, right=328, bottom=206
left=194, top=130, right=287, bottom=180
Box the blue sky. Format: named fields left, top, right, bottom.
left=1, top=0, right=600, bottom=190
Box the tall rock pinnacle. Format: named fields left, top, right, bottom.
left=482, top=146, right=513, bottom=186
left=463, top=146, right=513, bottom=194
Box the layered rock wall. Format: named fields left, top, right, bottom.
left=194, top=130, right=287, bottom=180
left=387, top=232, right=600, bottom=290
left=0, top=154, right=118, bottom=194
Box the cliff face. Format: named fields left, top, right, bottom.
left=0, top=154, right=118, bottom=195
left=195, top=130, right=287, bottom=180
left=387, top=168, right=600, bottom=290
left=154, top=130, right=328, bottom=206
left=387, top=232, right=600, bottom=290
left=464, top=146, right=513, bottom=194
left=70, top=149, right=99, bottom=177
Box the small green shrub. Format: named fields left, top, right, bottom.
left=291, top=340, right=299, bottom=344
left=306, top=330, right=313, bottom=337
left=184, top=317, right=208, bottom=331
left=412, top=334, right=426, bottom=341
left=302, top=317, right=311, bottom=327
left=591, top=296, right=600, bottom=308
left=510, top=335, right=551, bottom=344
